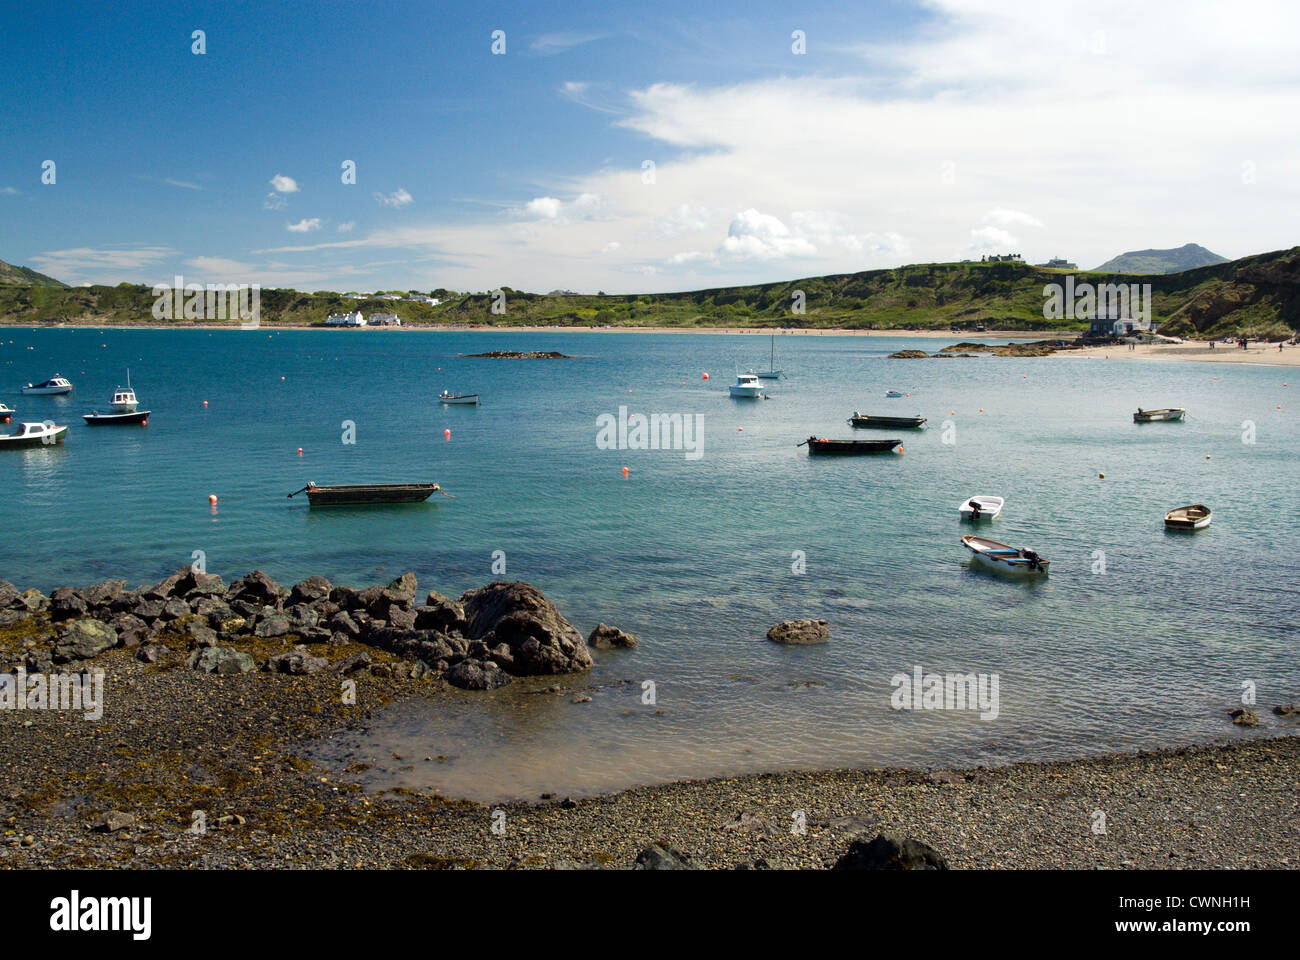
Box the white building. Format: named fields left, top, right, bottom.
left=324, top=310, right=366, bottom=327
left=370, top=313, right=401, bottom=326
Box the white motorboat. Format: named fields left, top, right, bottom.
left=22, top=375, right=73, bottom=395
left=439, top=391, right=480, bottom=405
left=961, top=535, right=1049, bottom=577
left=1165, top=504, right=1212, bottom=530
left=0, top=403, right=12, bottom=424
left=729, top=372, right=765, bottom=398
left=959, top=495, right=1005, bottom=521
left=0, top=421, right=69, bottom=448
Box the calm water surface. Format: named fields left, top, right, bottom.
left=2, top=328, right=1296, bottom=800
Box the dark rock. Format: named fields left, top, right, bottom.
left=445, top=658, right=512, bottom=690
left=332, top=651, right=372, bottom=675
left=285, top=604, right=320, bottom=630
left=135, top=643, right=171, bottom=663
left=254, top=614, right=292, bottom=638
left=52, top=619, right=118, bottom=663
left=0, top=581, right=20, bottom=608
left=132, top=598, right=165, bottom=622
left=1273, top=703, right=1299, bottom=717
left=327, top=610, right=360, bottom=638
left=587, top=623, right=639, bottom=650
left=228, top=570, right=283, bottom=605
left=183, top=576, right=227, bottom=600
left=387, top=572, right=418, bottom=604
left=832, top=833, right=948, bottom=871
left=458, top=581, right=592, bottom=676
left=289, top=576, right=333, bottom=606
left=194, top=597, right=232, bottom=621
left=767, top=618, right=830, bottom=645
left=330, top=585, right=360, bottom=609
left=49, top=587, right=88, bottom=621
left=417, top=591, right=467, bottom=632
left=387, top=606, right=417, bottom=631
left=108, top=614, right=150, bottom=648
left=158, top=598, right=191, bottom=622
left=83, top=580, right=127, bottom=608
left=264, top=645, right=329, bottom=675
left=1230, top=708, right=1261, bottom=726
left=93, top=811, right=137, bottom=833
left=0, top=609, right=31, bottom=627
left=187, top=646, right=255, bottom=675
left=633, top=843, right=695, bottom=870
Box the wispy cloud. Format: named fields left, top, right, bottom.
left=30, top=245, right=176, bottom=284
left=374, top=188, right=413, bottom=208
left=287, top=218, right=322, bottom=232
left=1, top=186, right=21, bottom=195
left=531, top=32, right=605, bottom=54
left=269, top=174, right=299, bottom=194
left=164, top=178, right=204, bottom=191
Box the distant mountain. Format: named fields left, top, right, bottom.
left=0, top=258, right=65, bottom=287
left=1093, top=243, right=1229, bottom=274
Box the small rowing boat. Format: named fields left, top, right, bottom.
left=0, top=421, right=68, bottom=448
left=1164, top=503, right=1211, bottom=530
left=439, top=391, right=480, bottom=405
left=959, top=495, right=1004, bottom=521
left=287, top=482, right=445, bottom=506
left=961, top=535, right=1049, bottom=577
left=884, top=390, right=905, bottom=398
left=849, top=412, right=926, bottom=429
left=1134, top=407, right=1185, bottom=423
left=799, top=436, right=902, bottom=455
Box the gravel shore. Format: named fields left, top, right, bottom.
left=3, top=643, right=1296, bottom=870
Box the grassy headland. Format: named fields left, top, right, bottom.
left=2, top=248, right=1298, bottom=340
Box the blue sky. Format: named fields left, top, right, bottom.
left=2, top=0, right=1298, bottom=292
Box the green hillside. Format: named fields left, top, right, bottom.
left=0, top=248, right=1297, bottom=340
left=1093, top=243, right=1229, bottom=274
left=0, top=259, right=66, bottom=287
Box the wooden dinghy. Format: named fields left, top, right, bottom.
left=287, top=482, right=445, bottom=506
left=1134, top=407, right=1186, bottom=422
left=439, top=391, right=480, bottom=405
left=848, top=413, right=927, bottom=429
left=961, top=535, right=1049, bottom=577
left=1164, top=503, right=1211, bottom=530
left=83, top=410, right=150, bottom=425
left=799, top=436, right=902, bottom=455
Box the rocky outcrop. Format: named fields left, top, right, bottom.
left=633, top=843, right=696, bottom=870
left=587, top=623, right=638, bottom=650
left=459, top=581, right=593, bottom=676
left=188, top=646, right=255, bottom=675
left=832, top=833, right=949, bottom=871
left=767, top=619, right=829, bottom=645
left=52, top=619, right=118, bottom=662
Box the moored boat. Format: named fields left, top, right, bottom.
left=729, top=372, right=765, bottom=398
left=0, top=403, right=12, bottom=424
left=849, top=412, right=926, bottom=429
left=0, top=421, right=69, bottom=448
left=287, top=482, right=443, bottom=505
left=959, top=495, right=1005, bottom=521
left=754, top=332, right=783, bottom=379
left=84, top=372, right=150, bottom=425
left=439, top=391, right=480, bottom=405
left=961, top=535, right=1049, bottom=576
left=21, top=375, right=73, bottom=395
left=1134, top=407, right=1185, bottom=422
left=799, top=435, right=902, bottom=455
left=884, top=390, right=905, bottom=398
left=1164, top=503, right=1212, bottom=530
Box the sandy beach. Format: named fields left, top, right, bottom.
left=1067, top=340, right=1300, bottom=368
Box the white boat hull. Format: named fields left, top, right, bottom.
left=729, top=386, right=764, bottom=398
left=958, top=496, right=1005, bottom=521
left=21, top=386, right=71, bottom=395
left=961, top=535, right=1049, bottom=577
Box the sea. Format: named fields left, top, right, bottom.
left=2, top=327, right=1297, bottom=800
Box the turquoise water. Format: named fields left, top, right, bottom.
left=3, top=328, right=1298, bottom=799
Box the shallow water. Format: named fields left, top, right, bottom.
left=2, top=328, right=1297, bottom=800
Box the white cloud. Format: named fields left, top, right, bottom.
left=524, top=196, right=563, bottom=219
left=337, top=221, right=356, bottom=233
left=263, top=193, right=287, bottom=211
left=719, top=209, right=819, bottom=261
left=269, top=174, right=299, bottom=194
left=287, top=218, right=322, bottom=233
left=531, top=32, right=604, bottom=54
left=982, top=207, right=1043, bottom=229
left=602, top=241, right=621, bottom=253
left=375, top=188, right=413, bottom=208
left=2, top=186, right=21, bottom=195
left=29, top=245, right=176, bottom=284
left=969, top=226, right=1019, bottom=251
left=164, top=178, right=203, bottom=191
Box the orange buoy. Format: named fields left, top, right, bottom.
left=702, top=372, right=709, bottom=380
left=979, top=408, right=984, bottom=413
left=208, top=494, right=218, bottom=504
left=202, top=400, right=208, bottom=407
left=622, top=466, right=629, bottom=476
left=897, top=444, right=904, bottom=454
left=297, top=447, right=303, bottom=456
left=444, top=428, right=451, bottom=440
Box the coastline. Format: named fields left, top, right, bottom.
left=3, top=570, right=1297, bottom=869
